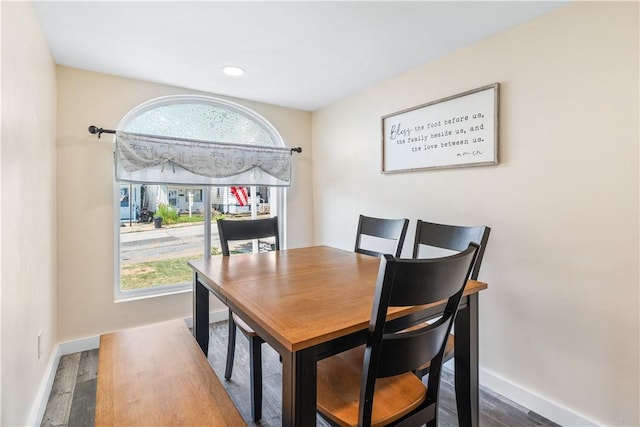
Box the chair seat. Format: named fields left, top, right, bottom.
left=317, top=345, right=427, bottom=427
left=232, top=312, right=259, bottom=338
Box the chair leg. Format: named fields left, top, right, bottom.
left=224, top=311, right=236, bottom=380
left=249, top=336, right=263, bottom=422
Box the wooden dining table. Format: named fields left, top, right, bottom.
left=189, top=245, right=487, bottom=427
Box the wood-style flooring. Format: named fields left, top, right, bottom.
left=42, top=321, right=559, bottom=427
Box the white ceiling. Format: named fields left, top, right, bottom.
left=33, top=1, right=567, bottom=111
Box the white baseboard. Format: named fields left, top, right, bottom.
left=29, top=309, right=227, bottom=426
left=59, top=335, right=100, bottom=355
left=480, top=367, right=599, bottom=426
left=57, top=308, right=228, bottom=354
left=28, top=346, right=60, bottom=427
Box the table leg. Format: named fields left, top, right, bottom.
left=281, top=347, right=317, bottom=427
left=193, top=273, right=210, bottom=355
left=454, top=293, right=479, bottom=427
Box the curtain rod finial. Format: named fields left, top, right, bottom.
left=88, top=125, right=116, bottom=138
left=88, top=125, right=102, bottom=138
left=291, top=147, right=302, bottom=154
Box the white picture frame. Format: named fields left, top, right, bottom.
left=381, top=83, right=499, bottom=173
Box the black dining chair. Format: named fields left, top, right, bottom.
left=217, top=216, right=280, bottom=422
left=316, top=245, right=479, bottom=426
left=412, top=219, right=490, bottom=378
left=354, top=215, right=409, bottom=258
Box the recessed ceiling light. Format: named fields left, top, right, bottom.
left=222, top=65, right=245, bottom=77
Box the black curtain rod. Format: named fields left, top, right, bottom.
left=88, top=125, right=302, bottom=154
left=88, top=125, right=115, bottom=138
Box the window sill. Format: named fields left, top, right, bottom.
left=114, top=283, right=192, bottom=303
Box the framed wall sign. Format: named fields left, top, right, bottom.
left=381, top=83, right=499, bottom=173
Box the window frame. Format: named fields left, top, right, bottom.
left=113, top=95, right=287, bottom=301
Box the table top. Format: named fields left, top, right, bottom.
left=189, top=245, right=379, bottom=294
left=189, top=246, right=487, bottom=352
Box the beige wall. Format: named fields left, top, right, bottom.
left=1, top=2, right=58, bottom=425
left=56, top=67, right=313, bottom=342
left=312, top=2, right=639, bottom=426
left=4, top=1, right=638, bottom=425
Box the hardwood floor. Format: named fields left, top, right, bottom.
left=42, top=321, right=559, bottom=426
left=41, top=349, right=98, bottom=427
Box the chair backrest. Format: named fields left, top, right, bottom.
left=217, top=217, right=280, bottom=256
left=412, top=220, right=490, bottom=280
left=354, top=215, right=409, bottom=258
left=358, top=245, right=479, bottom=425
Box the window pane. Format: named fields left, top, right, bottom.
left=120, top=184, right=206, bottom=292
left=125, top=103, right=277, bottom=146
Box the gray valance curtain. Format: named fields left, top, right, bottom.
left=114, top=131, right=292, bottom=186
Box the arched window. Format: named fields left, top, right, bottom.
left=115, top=95, right=287, bottom=300
left=121, top=95, right=283, bottom=146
